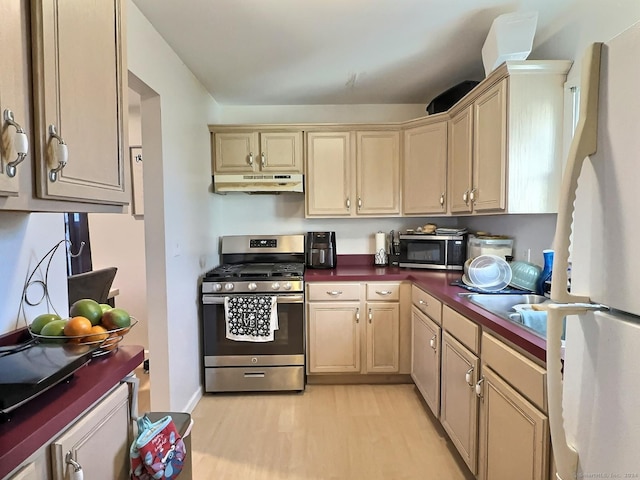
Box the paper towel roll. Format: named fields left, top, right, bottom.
left=374, top=232, right=387, bottom=265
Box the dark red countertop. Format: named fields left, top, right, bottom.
left=0, top=342, right=144, bottom=478
left=305, top=260, right=547, bottom=363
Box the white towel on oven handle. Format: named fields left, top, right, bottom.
left=224, top=295, right=279, bottom=342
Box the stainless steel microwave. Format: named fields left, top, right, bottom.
left=398, top=234, right=466, bottom=270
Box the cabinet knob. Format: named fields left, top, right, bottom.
left=440, top=193, right=445, bottom=207
left=261, top=152, right=266, bottom=167
left=368, top=308, right=372, bottom=323
left=429, top=335, right=437, bottom=351
left=346, top=197, right=351, bottom=210
left=358, top=197, right=362, bottom=209
left=248, top=152, right=254, bottom=166
left=419, top=299, right=428, bottom=307
left=48, top=124, right=68, bottom=183
left=2, top=109, right=29, bottom=178
left=355, top=307, right=360, bottom=323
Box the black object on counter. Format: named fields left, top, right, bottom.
left=306, top=232, right=337, bottom=269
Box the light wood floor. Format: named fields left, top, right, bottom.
left=189, top=384, right=473, bottom=480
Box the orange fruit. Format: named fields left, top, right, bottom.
left=83, top=325, right=109, bottom=343
left=64, top=316, right=93, bottom=337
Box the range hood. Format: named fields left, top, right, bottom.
left=213, top=173, right=304, bottom=194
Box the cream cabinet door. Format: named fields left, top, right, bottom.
left=448, top=105, right=474, bottom=213
left=477, top=366, right=549, bottom=480
left=440, top=330, right=480, bottom=475
left=307, top=301, right=361, bottom=373
left=411, top=307, right=441, bottom=417
left=214, top=132, right=258, bottom=172
left=473, top=79, right=507, bottom=212
left=31, top=0, right=127, bottom=205
left=403, top=121, right=448, bottom=215
left=356, top=131, right=400, bottom=215
left=306, top=132, right=352, bottom=217
left=260, top=131, right=302, bottom=172
left=51, top=383, right=131, bottom=480
left=0, top=0, right=30, bottom=197
left=365, top=302, right=399, bottom=373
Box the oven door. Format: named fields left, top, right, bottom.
left=398, top=238, right=447, bottom=269
left=202, top=293, right=304, bottom=366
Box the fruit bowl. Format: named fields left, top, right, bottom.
left=29, top=318, right=137, bottom=357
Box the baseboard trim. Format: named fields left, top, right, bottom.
left=306, top=374, right=413, bottom=385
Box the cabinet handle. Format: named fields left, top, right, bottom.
left=326, top=290, right=343, bottom=296
left=375, top=290, right=392, bottom=296
left=355, top=307, right=360, bottom=323
left=465, top=366, right=475, bottom=387
left=346, top=197, right=351, bottom=210
left=418, top=299, right=428, bottom=307
left=440, top=193, right=445, bottom=207
left=261, top=152, right=266, bottom=167
left=469, top=188, right=477, bottom=203
left=358, top=197, right=362, bottom=209
left=2, top=109, right=29, bottom=178
left=47, top=124, right=68, bottom=183
left=462, top=190, right=469, bottom=204
left=429, top=335, right=437, bottom=351
left=65, top=451, right=84, bottom=480
left=368, top=308, right=372, bottom=323
left=248, top=152, right=254, bottom=166
left=475, top=377, right=485, bottom=399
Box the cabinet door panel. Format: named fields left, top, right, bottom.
left=260, top=132, right=302, bottom=172
left=32, top=0, right=127, bottom=204
left=448, top=106, right=473, bottom=213
left=411, top=307, right=441, bottom=416
left=366, top=302, right=399, bottom=373
left=214, top=132, right=258, bottom=172
left=306, top=132, right=352, bottom=216
left=0, top=1, right=29, bottom=197
left=473, top=79, right=507, bottom=212
left=440, top=331, right=480, bottom=474
left=478, top=366, right=549, bottom=480
left=403, top=121, right=447, bottom=215
left=51, top=383, right=131, bottom=480
left=307, top=301, right=361, bottom=373
left=356, top=131, right=400, bottom=215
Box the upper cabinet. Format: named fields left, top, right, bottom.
left=31, top=0, right=128, bottom=205
left=306, top=129, right=400, bottom=217
left=403, top=116, right=448, bottom=215
left=448, top=61, right=572, bottom=215
left=1, top=0, right=128, bottom=212
left=212, top=130, right=303, bottom=174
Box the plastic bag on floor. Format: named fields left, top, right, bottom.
left=130, top=415, right=186, bottom=479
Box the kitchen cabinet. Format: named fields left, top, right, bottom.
left=440, top=305, right=481, bottom=475
left=51, top=383, right=131, bottom=479
left=448, top=61, right=572, bottom=215
left=476, top=332, right=549, bottom=480
left=31, top=0, right=128, bottom=205
left=411, top=306, right=441, bottom=417
left=305, top=130, right=400, bottom=217
left=403, top=116, right=448, bottom=215
left=212, top=130, right=303, bottom=173
left=0, top=0, right=128, bottom=212
left=306, top=282, right=402, bottom=375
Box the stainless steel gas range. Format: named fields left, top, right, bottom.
left=201, top=235, right=305, bottom=392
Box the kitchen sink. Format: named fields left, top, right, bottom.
left=459, top=293, right=556, bottom=338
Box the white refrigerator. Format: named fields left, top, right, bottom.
left=548, top=21, right=640, bottom=480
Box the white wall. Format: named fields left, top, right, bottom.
left=0, top=213, right=68, bottom=335
left=127, top=1, right=221, bottom=412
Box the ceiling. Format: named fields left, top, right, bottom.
left=132, top=0, right=573, bottom=106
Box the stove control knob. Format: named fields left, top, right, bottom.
left=213, top=283, right=222, bottom=292
left=283, top=282, right=292, bottom=290
left=248, top=282, right=257, bottom=291
left=224, top=283, right=234, bottom=291
left=271, top=282, right=280, bottom=290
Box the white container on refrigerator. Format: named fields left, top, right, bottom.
left=547, top=22, right=640, bottom=480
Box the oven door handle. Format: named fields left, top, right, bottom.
left=202, top=294, right=304, bottom=305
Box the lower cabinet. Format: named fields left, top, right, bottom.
left=440, top=330, right=480, bottom=475
left=411, top=306, right=441, bottom=416
left=306, top=282, right=402, bottom=375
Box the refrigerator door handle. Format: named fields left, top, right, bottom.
left=551, top=42, right=602, bottom=305
left=546, top=303, right=607, bottom=480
